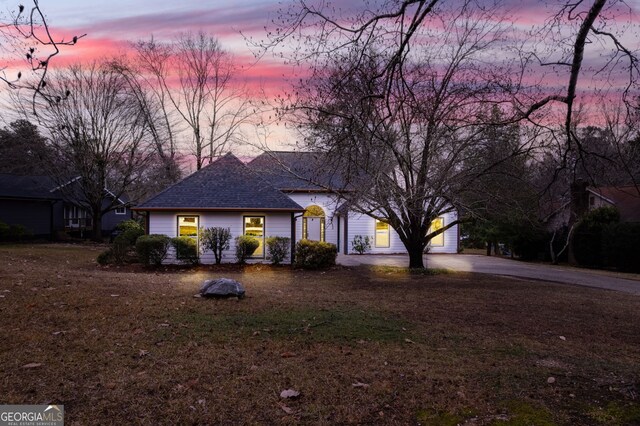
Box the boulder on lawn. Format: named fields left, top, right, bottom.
left=200, top=278, right=245, bottom=299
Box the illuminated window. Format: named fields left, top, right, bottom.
left=375, top=220, right=390, bottom=248
left=429, top=217, right=444, bottom=246
left=302, top=205, right=325, bottom=242
left=244, top=216, right=265, bottom=258
left=178, top=216, right=199, bottom=241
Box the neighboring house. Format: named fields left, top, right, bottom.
left=50, top=177, right=133, bottom=235
left=586, top=185, right=640, bottom=222
left=134, top=152, right=459, bottom=264
left=0, top=174, right=62, bottom=238
left=0, top=173, right=132, bottom=239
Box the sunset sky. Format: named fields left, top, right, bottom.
left=28, top=0, right=639, bottom=90
left=1, top=0, right=638, bottom=153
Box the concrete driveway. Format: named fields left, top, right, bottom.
left=337, top=253, right=640, bottom=295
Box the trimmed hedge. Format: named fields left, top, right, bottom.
left=235, top=235, right=259, bottom=264
left=136, top=234, right=170, bottom=266
left=115, top=219, right=144, bottom=232
left=0, top=221, right=8, bottom=240
left=294, top=239, right=337, bottom=269
left=0, top=222, right=31, bottom=242
left=572, top=207, right=620, bottom=268
left=172, top=236, right=199, bottom=265
left=96, top=248, right=114, bottom=265
left=110, top=227, right=145, bottom=264
left=266, top=236, right=290, bottom=265
left=602, top=222, right=640, bottom=272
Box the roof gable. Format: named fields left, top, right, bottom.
left=136, top=153, right=303, bottom=211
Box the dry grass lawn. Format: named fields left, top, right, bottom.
left=1, top=244, right=639, bottom=425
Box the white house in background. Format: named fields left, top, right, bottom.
left=134, top=152, right=459, bottom=264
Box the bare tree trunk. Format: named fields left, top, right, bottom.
left=550, top=224, right=575, bottom=265
left=408, top=244, right=425, bottom=269
left=92, top=210, right=102, bottom=242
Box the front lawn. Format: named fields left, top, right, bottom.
left=0, top=244, right=639, bottom=424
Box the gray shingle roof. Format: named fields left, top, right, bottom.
left=247, top=151, right=347, bottom=191
left=136, top=153, right=304, bottom=211
left=0, top=174, right=60, bottom=200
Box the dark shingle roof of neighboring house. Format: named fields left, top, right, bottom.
left=135, top=153, right=304, bottom=211
left=0, top=174, right=60, bottom=200
left=248, top=151, right=347, bottom=191
left=588, top=185, right=640, bottom=222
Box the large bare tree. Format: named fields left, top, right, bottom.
left=280, top=3, right=543, bottom=268
left=257, top=0, right=638, bottom=268
left=135, top=32, right=254, bottom=170
left=110, top=52, right=183, bottom=194
left=16, top=62, right=154, bottom=240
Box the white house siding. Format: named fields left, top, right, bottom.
left=148, top=211, right=293, bottom=264
left=286, top=192, right=459, bottom=254
left=286, top=192, right=341, bottom=249
left=345, top=210, right=459, bottom=254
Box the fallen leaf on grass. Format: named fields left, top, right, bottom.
left=52, top=331, right=67, bottom=336
left=279, top=403, right=294, bottom=414
left=158, top=323, right=170, bottom=327
left=352, top=382, right=370, bottom=388
left=138, top=349, right=150, bottom=357
left=21, top=363, right=42, bottom=369
left=404, top=338, right=415, bottom=344
left=280, top=389, right=300, bottom=399
left=281, top=351, right=297, bottom=358
left=351, top=382, right=370, bottom=388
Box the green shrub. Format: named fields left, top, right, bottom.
left=111, top=227, right=145, bottom=264
left=114, top=227, right=144, bottom=247
left=200, top=227, right=232, bottom=264
left=294, top=239, right=338, bottom=269
left=351, top=235, right=372, bottom=254
left=573, top=206, right=620, bottom=267
left=97, top=248, right=114, bottom=265
left=235, top=235, right=260, bottom=264
left=172, top=236, right=199, bottom=265
left=602, top=222, right=640, bottom=272
left=7, top=224, right=30, bottom=241
left=115, top=219, right=143, bottom=232
left=510, top=225, right=548, bottom=261
left=0, top=221, right=9, bottom=240
left=266, top=236, right=291, bottom=265
left=136, top=234, right=170, bottom=266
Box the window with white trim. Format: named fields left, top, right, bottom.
left=375, top=220, right=390, bottom=248
left=244, top=216, right=265, bottom=258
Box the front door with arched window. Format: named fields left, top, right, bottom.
left=302, top=205, right=325, bottom=242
